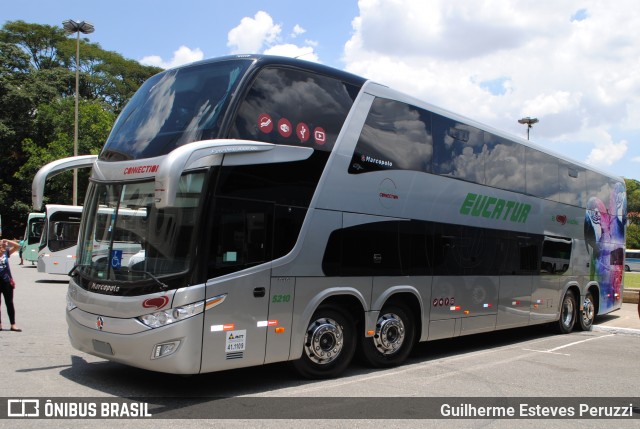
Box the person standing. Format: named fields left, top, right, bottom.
left=0, top=239, right=21, bottom=332
left=18, top=238, right=24, bottom=265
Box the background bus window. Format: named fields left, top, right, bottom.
left=48, top=221, right=80, bottom=252
left=625, top=249, right=640, bottom=272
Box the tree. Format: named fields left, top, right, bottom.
left=0, top=21, right=161, bottom=238
left=16, top=97, right=115, bottom=206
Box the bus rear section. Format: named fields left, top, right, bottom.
left=37, top=205, right=83, bottom=275
left=23, top=212, right=44, bottom=264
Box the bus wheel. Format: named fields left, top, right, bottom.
left=555, top=290, right=577, bottom=334
left=293, top=308, right=355, bottom=379
left=577, top=291, right=595, bottom=331
left=360, top=304, right=415, bottom=368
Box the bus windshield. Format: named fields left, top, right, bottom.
left=102, top=58, right=251, bottom=160
left=76, top=171, right=206, bottom=282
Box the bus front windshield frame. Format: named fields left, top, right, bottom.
left=76, top=171, right=206, bottom=283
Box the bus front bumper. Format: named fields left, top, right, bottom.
left=66, top=308, right=204, bottom=374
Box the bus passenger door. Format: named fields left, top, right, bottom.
left=199, top=199, right=273, bottom=373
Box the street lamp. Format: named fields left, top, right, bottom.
left=518, top=117, right=539, bottom=141
left=62, top=19, right=94, bottom=206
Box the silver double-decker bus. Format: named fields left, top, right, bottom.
left=32, top=55, right=626, bottom=378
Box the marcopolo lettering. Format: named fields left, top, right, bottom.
left=459, top=193, right=531, bottom=223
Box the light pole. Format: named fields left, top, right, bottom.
left=62, top=19, right=94, bottom=206
left=518, top=117, right=538, bottom=141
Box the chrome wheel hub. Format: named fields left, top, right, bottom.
left=304, top=317, right=343, bottom=365
left=373, top=313, right=405, bottom=355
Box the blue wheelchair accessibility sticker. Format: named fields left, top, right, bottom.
left=111, top=250, right=123, bottom=269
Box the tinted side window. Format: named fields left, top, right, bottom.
left=341, top=222, right=401, bottom=276
left=430, top=223, right=504, bottom=276
left=541, top=236, right=572, bottom=274
left=585, top=170, right=612, bottom=207
left=349, top=98, right=433, bottom=174
left=484, top=134, right=525, bottom=193
left=230, top=66, right=360, bottom=152
left=215, top=152, right=329, bottom=207
left=322, top=219, right=550, bottom=277
left=525, top=147, right=559, bottom=200
left=322, top=221, right=401, bottom=276
left=273, top=205, right=307, bottom=259
left=500, top=232, right=542, bottom=274
left=207, top=197, right=273, bottom=278
left=557, top=161, right=586, bottom=207
left=433, top=114, right=485, bottom=184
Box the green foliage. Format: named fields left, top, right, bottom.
left=625, top=178, right=640, bottom=215
left=626, top=223, right=640, bottom=249
left=0, top=20, right=161, bottom=238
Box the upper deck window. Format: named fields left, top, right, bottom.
left=101, top=59, right=251, bottom=160
left=349, top=98, right=433, bottom=174
left=230, top=66, right=360, bottom=153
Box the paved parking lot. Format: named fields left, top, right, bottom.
left=1, top=258, right=639, bottom=428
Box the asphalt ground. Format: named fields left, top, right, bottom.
left=1, top=255, right=639, bottom=429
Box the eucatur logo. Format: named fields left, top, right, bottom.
left=142, top=296, right=169, bottom=310
left=556, top=215, right=568, bottom=225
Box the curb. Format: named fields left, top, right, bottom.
left=593, top=325, right=640, bottom=336
left=622, top=289, right=640, bottom=304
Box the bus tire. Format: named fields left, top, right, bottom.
left=360, top=304, right=415, bottom=368
left=577, top=291, right=595, bottom=331
left=555, top=290, right=577, bottom=334
left=293, top=307, right=356, bottom=379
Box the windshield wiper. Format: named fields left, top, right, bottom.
left=127, top=269, right=169, bottom=289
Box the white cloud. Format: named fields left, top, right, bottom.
left=291, top=24, right=306, bottom=38
left=227, top=12, right=320, bottom=62
left=264, top=44, right=319, bottom=62
left=343, top=0, right=640, bottom=176
left=586, top=139, right=628, bottom=167
left=140, top=46, right=204, bottom=69
left=227, top=11, right=281, bottom=54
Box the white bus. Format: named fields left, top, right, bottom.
left=34, top=203, right=145, bottom=275
left=22, top=212, right=45, bottom=265
left=32, top=55, right=626, bottom=378
left=37, top=205, right=83, bottom=274
left=625, top=249, right=640, bottom=272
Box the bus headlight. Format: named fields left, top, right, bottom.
left=138, top=301, right=204, bottom=328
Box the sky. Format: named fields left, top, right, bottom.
left=3, top=0, right=640, bottom=180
